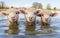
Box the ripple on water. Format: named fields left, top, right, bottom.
left=0, top=12, right=60, bottom=38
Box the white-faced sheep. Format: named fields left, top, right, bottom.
left=1, top=8, right=21, bottom=34
left=35, top=9, right=57, bottom=29
left=20, top=8, right=36, bottom=26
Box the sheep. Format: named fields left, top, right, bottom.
left=35, top=9, right=57, bottom=29
left=1, top=8, right=21, bottom=34
left=20, top=8, right=36, bottom=26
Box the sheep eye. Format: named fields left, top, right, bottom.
left=16, top=11, right=19, bottom=14
left=39, top=13, right=43, bottom=16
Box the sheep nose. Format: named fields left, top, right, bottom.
left=29, top=17, right=32, bottom=21
left=45, top=18, right=49, bottom=21
left=11, top=16, right=15, bottom=19
left=30, top=17, right=32, bottom=19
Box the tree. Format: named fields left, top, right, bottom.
left=11, top=6, right=14, bottom=8
left=38, top=3, right=43, bottom=9
left=46, top=4, right=51, bottom=10
left=32, top=2, right=43, bottom=9
left=32, top=2, right=38, bottom=8
left=0, top=1, right=5, bottom=9
left=53, top=7, right=56, bottom=10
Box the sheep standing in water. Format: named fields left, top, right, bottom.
left=1, top=8, right=21, bottom=34
left=34, top=9, right=57, bottom=34
left=25, top=12, right=36, bottom=26
left=35, top=9, right=57, bottom=29
left=20, top=8, right=36, bottom=26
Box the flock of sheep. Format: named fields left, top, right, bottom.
left=0, top=8, right=57, bottom=34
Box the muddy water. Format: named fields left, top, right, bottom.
left=0, top=12, right=60, bottom=38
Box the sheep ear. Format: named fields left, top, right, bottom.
left=19, top=10, right=26, bottom=14
left=50, top=13, right=57, bottom=17
left=2, top=13, right=8, bottom=16
left=35, top=10, right=41, bottom=14
left=35, top=10, right=42, bottom=17
left=1, top=11, right=8, bottom=16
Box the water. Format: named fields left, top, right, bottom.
left=0, top=12, right=60, bottom=38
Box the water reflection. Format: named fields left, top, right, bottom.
left=5, top=21, right=19, bottom=35
left=39, top=22, right=56, bottom=34
left=40, top=22, right=50, bottom=30
left=25, top=24, right=36, bottom=36
left=25, top=18, right=36, bottom=36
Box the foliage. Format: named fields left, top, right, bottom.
left=53, top=7, right=56, bottom=10
left=46, top=4, right=51, bottom=10
left=32, top=2, right=43, bottom=9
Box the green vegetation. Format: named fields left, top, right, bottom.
left=46, top=4, right=51, bottom=10
left=32, top=2, right=43, bottom=9
left=0, top=1, right=9, bottom=9
left=0, top=1, right=60, bottom=11
left=53, top=7, right=56, bottom=11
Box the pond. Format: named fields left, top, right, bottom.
left=0, top=11, right=60, bottom=38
